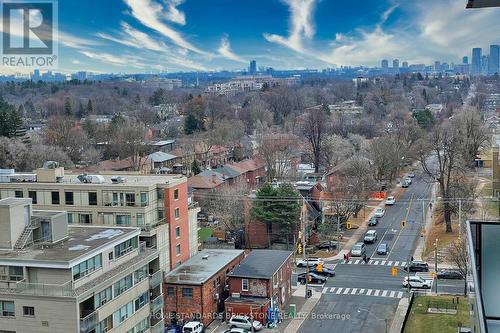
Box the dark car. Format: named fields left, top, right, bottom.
left=401, top=180, right=409, bottom=188
left=297, top=272, right=327, bottom=284
left=368, top=217, right=379, bottom=226
left=317, top=240, right=338, bottom=250
left=437, top=269, right=463, bottom=280
left=403, top=261, right=429, bottom=272
left=376, top=243, right=389, bottom=255
left=312, top=267, right=336, bottom=277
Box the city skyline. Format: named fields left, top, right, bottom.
left=1, top=0, right=500, bottom=75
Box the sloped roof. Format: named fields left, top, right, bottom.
left=234, top=159, right=265, bottom=172
left=148, top=151, right=177, bottom=163
left=228, top=250, right=292, bottom=279
left=212, top=165, right=245, bottom=179
left=188, top=174, right=224, bottom=189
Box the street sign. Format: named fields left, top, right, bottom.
left=391, top=267, right=398, bottom=276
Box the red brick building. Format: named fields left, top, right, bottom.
left=164, top=181, right=191, bottom=269
left=163, top=249, right=245, bottom=326
left=225, top=250, right=294, bottom=325
left=235, top=159, right=266, bottom=188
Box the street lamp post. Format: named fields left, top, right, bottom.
left=434, top=238, right=439, bottom=294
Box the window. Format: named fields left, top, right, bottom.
left=175, top=207, right=180, bottom=219
left=112, top=302, right=133, bottom=326
left=51, top=191, right=60, bottom=205
left=113, top=274, right=133, bottom=297
left=96, top=315, right=113, bottom=333
left=134, top=265, right=148, bottom=283
left=0, top=300, right=14, bottom=317
left=116, top=214, right=131, bottom=225
left=158, top=210, right=164, bottom=220
left=28, top=191, right=37, bottom=204
left=174, top=188, right=179, bottom=200
left=136, top=213, right=144, bottom=226
left=108, top=252, right=113, bottom=260
left=134, top=292, right=149, bottom=311
left=65, top=191, right=74, bottom=205
left=78, top=213, right=92, bottom=224
left=134, top=318, right=148, bottom=333
left=175, top=226, right=180, bottom=238
left=88, top=192, right=97, bottom=205
left=23, top=306, right=35, bottom=317
left=242, top=279, right=249, bottom=291
left=72, top=254, right=102, bottom=280
left=14, top=190, right=23, bottom=198
left=176, top=244, right=181, bottom=256
left=182, top=288, right=193, bottom=298
left=95, top=286, right=112, bottom=309
left=67, top=212, right=73, bottom=224
left=0, top=266, right=23, bottom=282
left=167, top=287, right=174, bottom=297
left=125, top=193, right=135, bottom=207
left=140, top=192, right=147, bottom=207
left=114, top=237, right=138, bottom=259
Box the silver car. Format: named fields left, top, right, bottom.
left=350, top=242, right=366, bottom=257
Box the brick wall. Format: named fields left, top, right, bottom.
left=164, top=182, right=190, bottom=269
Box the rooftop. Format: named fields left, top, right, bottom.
left=228, top=250, right=292, bottom=279
left=148, top=151, right=178, bottom=163
left=164, top=249, right=244, bottom=285
left=0, top=225, right=139, bottom=267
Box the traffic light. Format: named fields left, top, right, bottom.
left=391, top=267, right=398, bottom=277
left=308, top=275, right=312, bottom=282
left=317, top=263, right=323, bottom=272
left=346, top=222, right=352, bottom=230
left=297, top=243, right=302, bottom=254
left=432, top=272, right=437, bottom=279
left=401, top=220, right=406, bottom=228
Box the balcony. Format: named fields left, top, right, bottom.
left=150, top=294, right=164, bottom=314
left=80, top=310, right=98, bottom=333
left=149, top=270, right=163, bottom=289
left=141, top=217, right=168, bottom=233
left=150, top=317, right=164, bottom=333
left=14, top=280, right=75, bottom=297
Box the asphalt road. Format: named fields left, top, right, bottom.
left=299, top=170, right=463, bottom=333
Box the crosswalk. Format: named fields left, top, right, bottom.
left=322, top=287, right=405, bottom=299
left=340, top=259, right=407, bottom=267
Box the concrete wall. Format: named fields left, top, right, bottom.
left=0, top=199, right=31, bottom=249
left=31, top=267, right=72, bottom=284
left=188, top=205, right=201, bottom=257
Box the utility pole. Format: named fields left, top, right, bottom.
left=458, top=199, right=462, bottom=240
left=434, top=238, right=438, bottom=294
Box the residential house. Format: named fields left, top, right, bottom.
left=211, top=165, right=246, bottom=186
left=147, top=151, right=179, bottom=174
left=163, top=249, right=245, bottom=326
left=187, top=173, right=225, bottom=202
left=225, top=250, right=294, bottom=325
left=234, top=159, right=266, bottom=187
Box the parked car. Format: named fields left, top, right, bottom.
left=401, top=180, right=410, bottom=188
left=368, top=217, right=379, bottom=226
left=223, top=329, right=250, bottom=333
left=385, top=196, right=396, bottom=205
left=437, top=269, right=463, bottom=280
left=364, top=230, right=378, bottom=243
left=408, top=172, right=415, bottom=178
left=376, top=243, right=389, bottom=255
left=312, top=267, right=336, bottom=277
left=374, top=207, right=385, bottom=218
left=183, top=321, right=205, bottom=333
left=402, top=276, right=432, bottom=289
left=317, top=240, right=338, bottom=250
left=405, top=177, right=412, bottom=185
left=296, top=257, right=324, bottom=267
left=350, top=242, right=366, bottom=257
left=297, top=272, right=327, bottom=284
left=228, top=315, right=263, bottom=331
left=403, top=261, right=429, bottom=272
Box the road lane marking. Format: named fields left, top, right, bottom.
left=394, top=261, right=400, bottom=266
left=351, top=288, right=358, bottom=295
left=389, top=291, right=396, bottom=297
left=343, top=288, right=351, bottom=294
left=354, top=260, right=360, bottom=265
left=323, top=288, right=329, bottom=294
left=348, top=261, right=353, bottom=265
left=388, top=261, right=393, bottom=266
left=366, top=289, right=373, bottom=296
left=374, top=261, right=380, bottom=265
left=329, top=287, right=335, bottom=293
left=336, top=288, right=343, bottom=294
left=374, top=290, right=380, bottom=296
left=381, top=290, right=388, bottom=297
left=397, top=291, right=403, bottom=298
left=359, top=288, right=365, bottom=294
left=369, top=260, right=374, bottom=264
left=381, top=260, right=386, bottom=265
left=388, top=193, right=414, bottom=258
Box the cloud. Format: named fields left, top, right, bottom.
left=123, top=0, right=206, bottom=55
left=217, top=35, right=246, bottom=63
left=59, top=31, right=100, bottom=49
left=164, top=0, right=186, bottom=25
left=263, top=0, right=316, bottom=53
left=80, top=50, right=146, bottom=69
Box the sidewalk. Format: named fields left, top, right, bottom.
left=413, top=183, right=437, bottom=261
left=283, top=286, right=321, bottom=333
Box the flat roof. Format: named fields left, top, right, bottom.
left=228, top=250, right=292, bottom=279
left=164, top=249, right=244, bottom=285
left=0, top=225, right=140, bottom=267
left=0, top=198, right=31, bottom=207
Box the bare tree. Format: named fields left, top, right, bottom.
left=109, top=119, right=148, bottom=171
left=446, top=236, right=468, bottom=296
left=369, top=136, right=399, bottom=184
left=258, top=133, right=296, bottom=181
left=302, top=107, right=330, bottom=173
left=455, top=107, right=489, bottom=168
left=322, top=135, right=354, bottom=168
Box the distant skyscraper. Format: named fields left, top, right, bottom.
left=402, top=61, right=408, bottom=68
left=472, top=47, right=482, bottom=75
left=393, top=59, right=399, bottom=69
left=434, top=61, right=441, bottom=72
left=381, top=59, right=389, bottom=69
left=249, top=60, right=257, bottom=75
left=482, top=55, right=489, bottom=75
left=463, top=56, right=469, bottom=64
left=32, top=69, right=40, bottom=81
left=489, top=45, right=499, bottom=75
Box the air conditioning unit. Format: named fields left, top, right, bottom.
left=231, top=293, right=240, bottom=298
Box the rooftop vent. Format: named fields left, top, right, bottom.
left=77, top=174, right=105, bottom=184
left=43, top=161, right=59, bottom=169
left=202, top=255, right=209, bottom=260
left=111, top=176, right=125, bottom=184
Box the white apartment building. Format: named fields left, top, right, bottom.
left=0, top=198, right=164, bottom=333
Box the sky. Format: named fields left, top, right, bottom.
left=2, top=0, right=500, bottom=74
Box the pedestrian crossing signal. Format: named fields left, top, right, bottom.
left=401, top=220, right=406, bottom=228
left=297, top=243, right=302, bottom=254
left=391, top=267, right=398, bottom=276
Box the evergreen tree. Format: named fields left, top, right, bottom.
left=64, top=98, right=72, bottom=116
left=184, top=114, right=199, bottom=134
left=87, top=99, right=93, bottom=114
left=191, top=159, right=201, bottom=175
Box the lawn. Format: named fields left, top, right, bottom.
left=198, top=227, right=213, bottom=242
left=404, top=295, right=469, bottom=333
left=480, top=184, right=499, bottom=219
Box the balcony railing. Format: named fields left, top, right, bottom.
left=15, top=280, right=75, bottom=297
left=150, top=294, right=164, bottom=314
left=150, top=317, right=164, bottom=333
left=149, top=270, right=163, bottom=289
left=141, top=217, right=168, bottom=232
left=80, top=310, right=98, bottom=333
